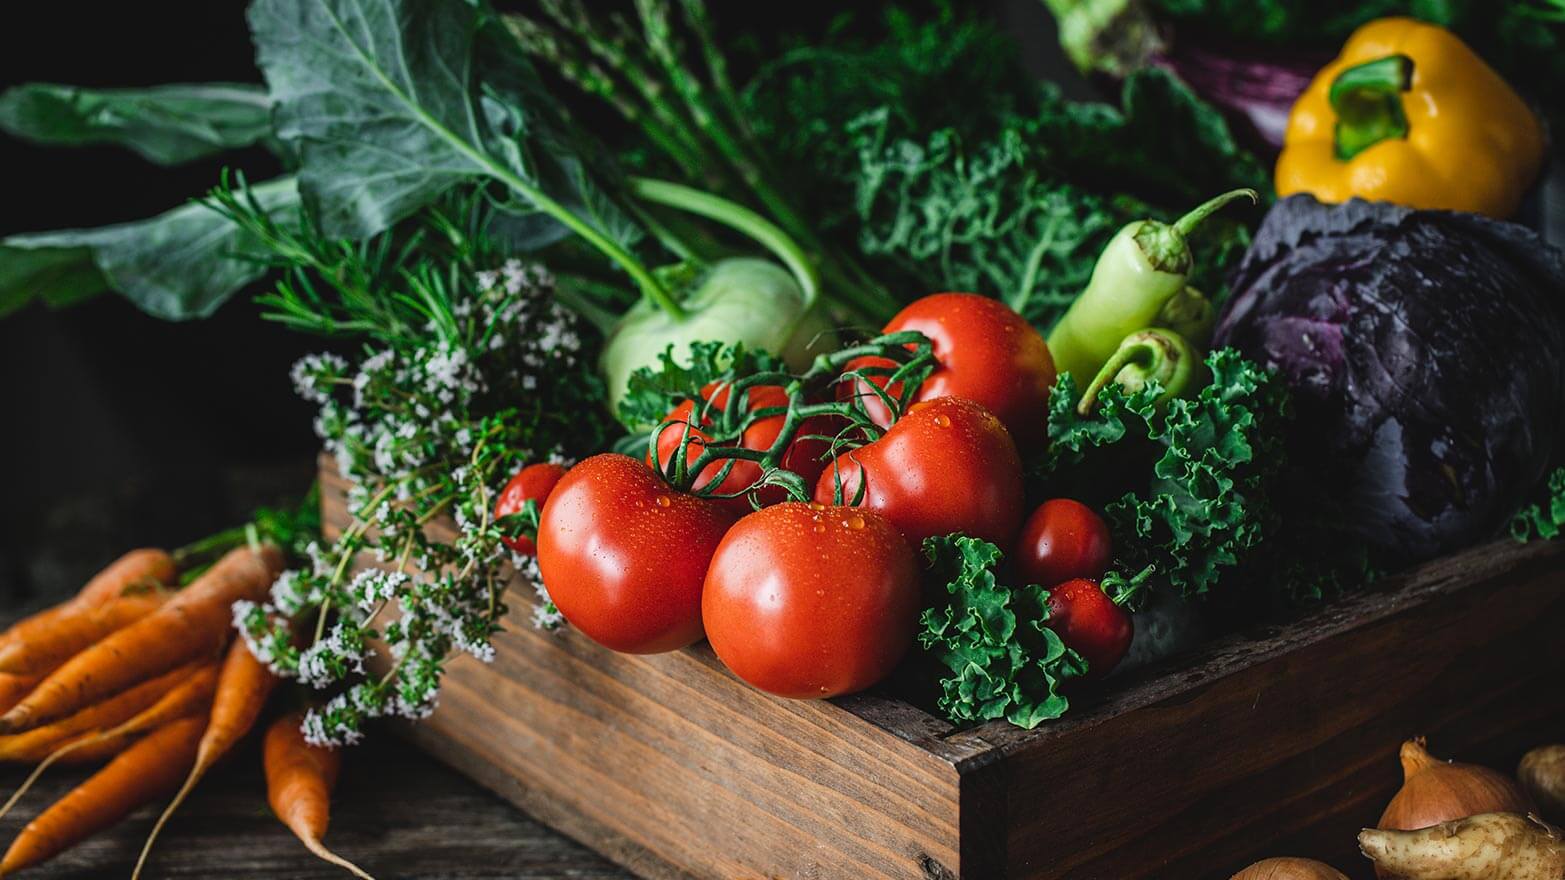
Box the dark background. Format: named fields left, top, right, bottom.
left=0, top=0, right=1072, bottom=608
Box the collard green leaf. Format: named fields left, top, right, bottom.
left=919, top=534, right=1086, bottom=728
left=0, top=82, right=278, bottom=166
left=0, top=177, right=300, bottom=320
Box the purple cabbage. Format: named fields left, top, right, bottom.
left=1152, top=42, right=1322, bottom=151
left=1214, top=195, right=1565, bottom=565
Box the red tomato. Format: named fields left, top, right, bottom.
left=702, top=502, right=921, bottom=698
left=1013, top=499, right=1112, bottom=587
left=843, top=293, right=1055, bottom=444
left=494, top=462, right=569, bottom=555
left=652, top=383, right=833, bottom=514
left=536, top=454, right=738, bottom=654
left=1046, top=579, right=1133, bottom=676
left=813, top=396, right=1024, bottom=545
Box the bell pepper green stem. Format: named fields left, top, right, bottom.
left=629, top=177, right=820, bottom=311
left=1077, top=328, right=1199, bottom=415
left=1329, top=54, right=1413, bottom=161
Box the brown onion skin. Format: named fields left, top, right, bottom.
left=1519, top=745, right=1565, bottom=826
left=1376, top=738, right=1534, bottom=877
left=1229, top=856, right=1348, bottom=880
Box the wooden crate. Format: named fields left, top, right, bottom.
left=320, top=459, right=1565, bottom=879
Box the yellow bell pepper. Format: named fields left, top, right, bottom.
left=1276, top=17, right=1545, bottom=218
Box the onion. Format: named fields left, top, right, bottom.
left=1519, top=745, right=1565, bottom=826
left=1229, top=856, right=1348, bottom=879
left=1379, top=738, right=1533, bottom=835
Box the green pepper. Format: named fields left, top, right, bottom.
left=1046, top=189, right=1255, bottom=384
left=1154, top=285, right=1215, bottom=349
left=1077, top=327, right=1202, bottom=415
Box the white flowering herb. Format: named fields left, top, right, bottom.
left=218, top=186, right=616, bottom=746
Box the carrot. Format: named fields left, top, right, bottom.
left=132, top=637, right=280, bottom=879
left=0, top=716, right=205, bottom=877
left=0, top=544, right=282, bottom=734
left=0, top=549, right=175, bottom=655
left=264, top=710, right=376, bottom=879
left=0, top=661, right=221, bottom=821
left=0, top=675, right=38, bottom=717
left=0, top=662, right=198, bottom=763
left=0, top=590, right=169, bottom=676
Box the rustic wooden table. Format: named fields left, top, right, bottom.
left=0, top=464, right=631, bottom=880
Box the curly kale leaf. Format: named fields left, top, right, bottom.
left=1036, top=349, right=1290, bottom=598
left=615, top=340, right=784, bottom=432
left=919, top=534, right=1087, bottom=728
left=1512, top=467, right=1565, bottom=542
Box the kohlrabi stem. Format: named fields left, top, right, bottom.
left=630, top=176, right=820, bottom=309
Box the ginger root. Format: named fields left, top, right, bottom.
left=1358, top=812, right=1565, bottom=880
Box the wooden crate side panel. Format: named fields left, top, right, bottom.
left=986, top=547, right=1565, bottom=878
left=322, top=462, right=965, bottom=880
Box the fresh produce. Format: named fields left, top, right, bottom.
left=702, top=503, right=921, bottom=698
left=264, top=710, right=375, bottom=880
left=0, top=591, right=167, bottom=678
left=0, top=677, right=37, bottom=718
left=1043, top=579, right=1135, bottom=676
left=1216, top=195, right=1565, bottom=567
left=494, top=463, right=569, bottom=556
left=850, top=293, right=1056, bottom=444
left=1513, top=469, right=1565, bottom=542
left=0, top=544, right=282, bottom=733
left=1518, top=745, right=1565, bottom=826
left=1013, top=499, right=1112, bottom=588
left=1046, top=188, right=1256, bottom=385
left=1076, top=327, right=1202, bottom=414
left=0, top=716, right=205, bottom=877
left=0, top=664, right=197, bottom=764
left=536, top=454, right=737, bottom=653
left=1275, top=18, right=1545, bottom=217
left=1379, top=739, right=1534, bottom=835
left=652, top=382, right=834, bottom=515
left=920, top=535, right=1087, bottom=727
left=1358, top=812, right=1565, bottom=880
left=0, top=548, right=176, bottom=673
left=1230, top=858, right=1349, bottom=880
left=135, top=639, right=281, bottom=879
left=816, top=396, right=1025, bottom=545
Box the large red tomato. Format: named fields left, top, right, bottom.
left=813, top=396, right=1024, bottom=545
left=702, top=502, right=921, bottom=698
left=652, top=383, right=833, bottom=514
left=494, top=462, right=569, bottom=555
left=536, top=454, right=737, bottom=654
left=1013, top=499, right=1112, bottom=587
left=843, top=293, right=1055, bottom=444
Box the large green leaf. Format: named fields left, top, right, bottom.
left=0, top=177, right=300, bottom=320
left=247, top=0, right=638, bottom=252
left=0, top=82, right=277, bottom=165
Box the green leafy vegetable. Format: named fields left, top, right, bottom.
left=1512, top=467, right=1565, bottom=542
left=0, top=177, right=300, bottom=320
left=0, top=82, right=278, bottom=165
left=919, top=534, right=1087, bottom=728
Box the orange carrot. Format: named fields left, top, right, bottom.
left=0, top=544, right=282, bottom=733
left=0, top=661, right=221, bottom=821
left=0, top=663, right=197, bottom=763
left=0, top=590, right=170, bottom=677
left=264, top=710, right=376, bottom=879
left=132, top=638, right=280, bottom=879
left=0, top=675, right=38, bottom=717
left=0, top=549, right=175, bottom=656
left=0, top=716, right=205, bottom=877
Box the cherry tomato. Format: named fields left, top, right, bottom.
left=1046, top=578, right=1133, bottom=676
left=536, top=454, right=738, bottom=654
left=494, top=462, right=569, bottom=555
left=1013, top=499, right=1112, bottom=587
left=842, top=293, right=1056, bottom=444
left=652, top=383, right=834, bottom=514
left=813, top=396, right=1024, bottom=545
left=702, top=502, right=921, bottom=698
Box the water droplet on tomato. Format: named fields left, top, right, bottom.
left=843, top=515, right=865, bottom=530
left=813, top=521, right=827, bottom=534
left=933, top=414, right=952, bottom=428
left=655, top=495, right=672, bottom=508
